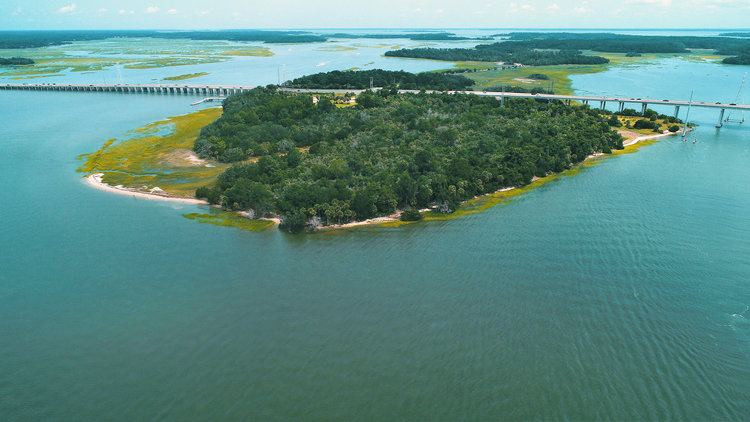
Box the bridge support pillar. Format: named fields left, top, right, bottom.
left=618, top=102, right=624, bottom=113
left=582, top=100, right=588, bottom=105
left=599, top=101, right=606, bottom=110
left=716, top=108, right=725, bottom=128
left=674, top=105, right=680, bottom=118
left=641, top=103, right=648, bottom=115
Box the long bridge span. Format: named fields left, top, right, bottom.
left=3, top=83, right=747, bottom=128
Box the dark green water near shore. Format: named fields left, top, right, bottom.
left=2, top=55, right=750, bottom=419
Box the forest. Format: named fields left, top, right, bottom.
left=0, top=57, right=34, bottom=65
left=286, top=69, right=474, bottom=90
left=193, top=86, right=624, bottom=232
left=385, top=42, right=610, bottom=66
left=389, top=33, right=750, bottom=65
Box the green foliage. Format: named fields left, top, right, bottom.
left=287, top=69, right=474, bottom=91
left=385, top=42, right=610, bottom=66
left=633, top=119, right=660, bottom=131
left=527, top=73, right=550, bottom=80
left=195, top=87, right=623, bottom=227
left=195, top=186, right=221, bottom=204
left=608, top=115, right=622, bottom=127
left=0, top=57, right=34, bottom=65
left=723, top=55, right=750, bottom=65
left=279, top=212, right=309, bottom=233
left=400, top=209, right=424, bottom=221
left=669, top=125, right=680, bottom=133
left=503, top=32, right=750, bottom=55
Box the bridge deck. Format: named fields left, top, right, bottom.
left=2, top=83, right=748, bottom=111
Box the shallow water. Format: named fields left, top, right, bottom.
left=1, top=32, right=750, bottom=420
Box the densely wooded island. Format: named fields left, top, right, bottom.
left=192, top=84, right=627, bottom=232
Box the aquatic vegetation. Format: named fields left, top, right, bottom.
left=183, top=210, right=275, bottom=232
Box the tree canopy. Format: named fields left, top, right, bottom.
left=385, top=42, right=610, bottom=66
left=194, top=86, right=624, bottom=231
left=286, top=69, right=474, bottom=90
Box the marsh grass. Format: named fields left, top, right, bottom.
left=78, top=107, right=226, bottom=197
left=183, top=210, right=275, bottom=232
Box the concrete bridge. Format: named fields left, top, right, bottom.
left=0, top=83, right=254, bottom=96
left=3, top=83, right=748, bottom=128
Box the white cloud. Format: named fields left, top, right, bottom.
left=574, top=6, right=593, bottom=13
left=118, top=9, right=135, bottom=15
left=521, top=4, right=535, bottom=10
left=414, top=7, right=422, bottom=12
left=57, top=3, right=76, bottom=14
left=145, top=6, right=160, bottom=14
left=232, top=12, right=240, bottom=16
left=98, top=8, right=107, bottom=13
left=435, top=9, right=444, bottom=13
left=168, top=9, right=178, bottom=14
left=627, top=0, right=672, bottom=6
left=547, top=3, right=560, bottom=10
left=12, top=7, right=22, bottom=15
left=199, top=10, right=209, bottom=15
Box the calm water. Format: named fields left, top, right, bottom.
left=1, top=33, right=750, bottom=420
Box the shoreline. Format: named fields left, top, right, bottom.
left=326, top=129, right=678, bottom=229
left=84, top=173, right=208, bottom=205
left=83, top=130, right=676, bottom=230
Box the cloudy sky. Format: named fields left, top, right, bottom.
left=2, top=0, right=749, bottom=30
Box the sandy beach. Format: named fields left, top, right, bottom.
left=85, top=173, right=208, bottom=205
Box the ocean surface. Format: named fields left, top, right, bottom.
left=1, top=31, right=749, bottom=420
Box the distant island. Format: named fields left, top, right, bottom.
left=387, top=32, right=750, bottom=66
left=192, top=84, right=625, bottom=232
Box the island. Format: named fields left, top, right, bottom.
left=78, top=70, right=684, bottom=233
left=387, top=33, right=750, bottom=67
left=192, top=84, right=630, bottom=232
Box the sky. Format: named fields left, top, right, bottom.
left=2, top=0, right=750, bottom=31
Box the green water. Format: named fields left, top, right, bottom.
left=2, top=41, right=750, bottom=420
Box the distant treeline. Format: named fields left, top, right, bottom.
left=385, top=43, right=610, bottom=65
left=723, top=56, right=750, bottom=65
left=193, top=87, right=623, bottom=231
left=287, top=69, right=474, bottom=90
left=720, top=33, right=750, bottom=38
left=0, top=30, right=487, bottom=49
left=387, top=33, right=750, bottom=66
left=0, top=57, right=34, bottom=65
left=332, top=32, right=479, bottom=41
left=505, top=32, right=750, bottom=63
left=385, top=42, right=610, bottom=66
